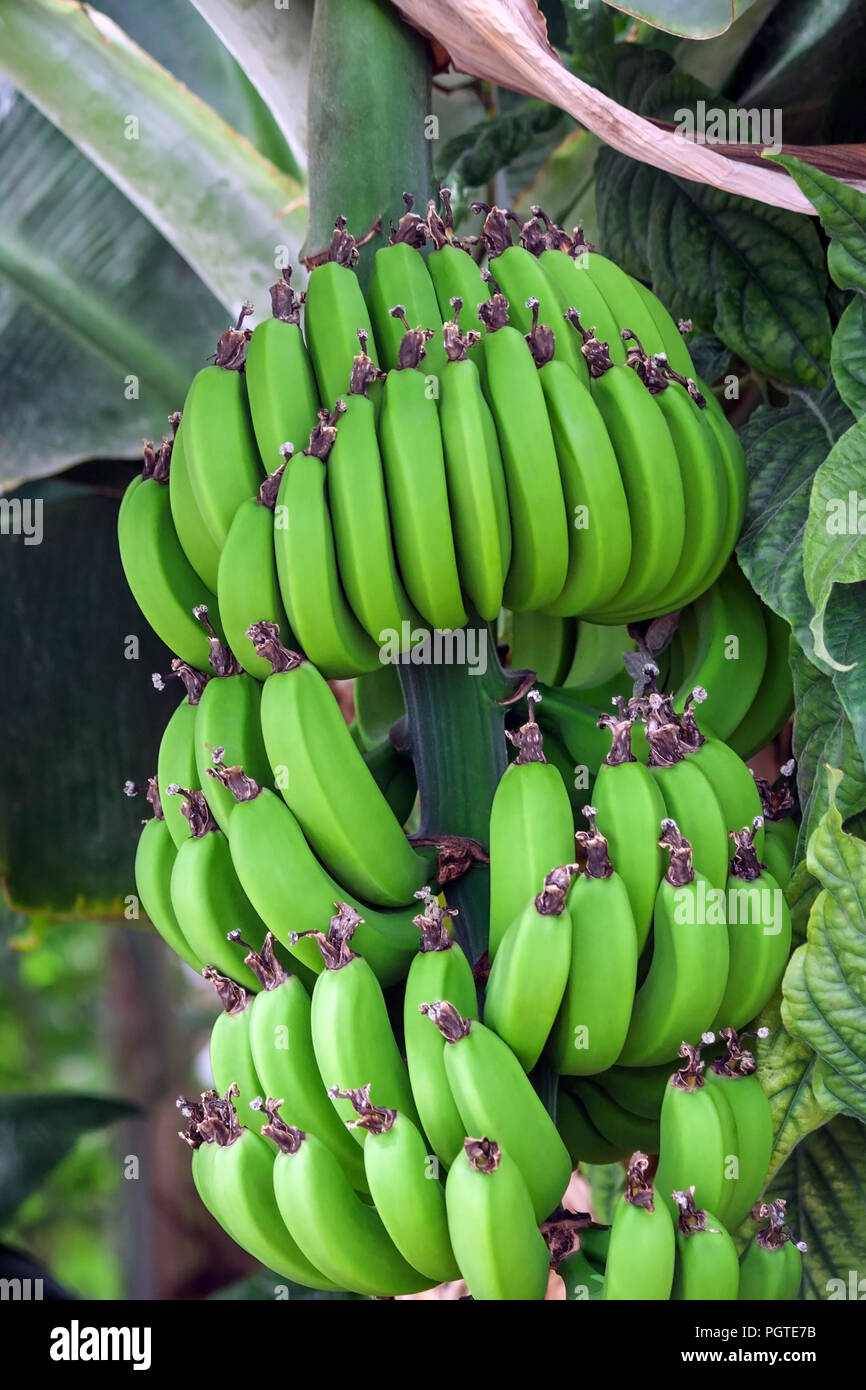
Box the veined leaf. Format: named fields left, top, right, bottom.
left=802, top=416, right=866, bottom=670
left=831, top=295, right=866, bottom=419
left=772, top=1114, right=866, bottom=1300
left=781, top=766, right=866, bottom=1124
left=0, top=0, right=306, bottom=314
left=769, top=153, right=866, bottom=295
left=790, top=649, right=866, bottom=849
left=599, top=0, right=758, bottom=42
left=755, top=989, right=836, bottom=1184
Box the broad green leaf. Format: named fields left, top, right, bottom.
left=0, top=479, right=176, bottom=915
left=787, top=858, right=820, bottom=948
left=435, top=100, right=564, bottom=199
left=772, top=1114, right=866, bottom=1300
left=736, top=0, right=863, bottom=112
left=769, top=153, right=866, bottom=294
left=0, top=1093, right=137, bottom=1225
left=755, top=989, right=836, bottom=1183
left=513, top=128, right=601, bottom=247
left=821, top=579, right=866, bottom=771
left=563, top=0, right=616, bottom=91
left=781, top=767, right=866, bottom=1123
left=0, top=91, right=225, bottom=487
left=601, top=0, right=758, bottom=41
left=790, top=650, right=866, bottom=849
left=737, top=386, right=853, bottom=653
left=596, top=75, right=831, bottom=386
left=188, top=0, right=314, bottom=176
left=802, top=416, right=866, bottom=669
left=831, top=295, right=866, bottom=419
left=0, top=0, right=306, bottom=314
left=686, top=334, right=731, bottom=384
left=674, top=0, right=780, bottom=92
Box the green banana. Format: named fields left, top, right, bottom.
left=537, top=729, right=585, bottom=817
left=236, top=930, right=367, bottom=1189
left=535, top=683, right=640, bottom=777
left=377, top=315, right=467, bottom=630
left=167, top=413, right=223, bottom=592
left=203, top=969, right=262, bottom=1129
left=403, top=894, right=478, bottom=1167
left=594, top=1062, right=671, bottom=1122
left=182, top=1088, right=337, bottom=1290
left=673, top=560, right=768, bottom=737
left=558, top=1248, right=606, bottom=1300
left=653, top=1038, right=736, bottom=1222
left=738, top=1199, right=805, bottom=1300
left=572, top=1080, right=660, bottom=1156
left=677, top=688, right=765, bottom=855
left=333, top=1083, right=459, bottom=1283
left=306, top=903, right=420, bottom=1142
left=760, top=828, right=794, bottom=890
left=327, top=332, right=423, bottom=648
left=476, top=284, right=569, bottom=611
left=706, top=1027, right=774, bottom=1232
left=207, top=758, right=421, bottom=986
left=302, top=217, right=380, bottom=406
left=524, top=300, right=632, bottom=617
left=645, top=703, right=730, bottom=888
left=445, top=1137, right=551, bottom=1301
left=353, top=660, right=405, bottom=750
left=562, top=621, right=633, bottom=691
left=180, top=307, right=264, bottom=549
left=128, top=777, right=202, bottom=971
left=484, top=865, right=577, bottom=1072
left=575, top=240, right=672, bottom=356
left=265, top=1099, right=433, bottom=1296
left=591, top=709, right=668, bottom=951
left=438, top=304, right=512, bottom=620
left=556, top=1085, right=625, bottom=1166
left=488, top=692, right=576, bottom=960
left=548, top=808, right=638, bottom=1076
left=474, top=203, right=587, bottom=382
left=252, top=625, right=429, bottom=907
left=618, top=820, right=730, bottom=1067
left=244, top=268, right=320, bottom=470
left=711, top=824, right=792, bottom=1032
left=727, top=605, right=794, bottom=760
left=565, top=310, right=685, bottom=622
left=366, top=198, right=445, bottom=376
left=628, top=274, right=696, bottom=379
left=166, top=788, right=266, bottom=992
left=671, top=1188, right=740, bottom=1300
left=603, top=1153, right=676, bottom=1300
left=362, top=737, right=417, bottom=825
left=118, top=438, right=222, bottom=668
left=621, top=335, right=729, bottom=617
left=273, top=410, right=381, bottom=677
left=509, top=611, right=577, bottom=687
left=193, top=610, right=273, bottom=834
left=154, top=661, right=209, bottom=850
left=425, top=191, right=489, bottom=340
left=216, top=462, right=296, bottom=680
left=422, top=1001, right=572, bottom=1222
left=524, top=212, right=627, bottom=365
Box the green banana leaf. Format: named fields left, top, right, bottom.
left=771, top=1113, right=866, bottom=1299
left=0, top=0, right=306, bottom=315
left=0, top=89, right=226, bottom=487
left=188, top=0, right=314, bottom=176
left=603, top=0, right=759, bottom=41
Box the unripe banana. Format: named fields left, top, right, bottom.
left=556, top=1085, right=625, bottom=1166
left=377, top=314, right=467, bottom=630
left=118, top=438, right=223, bottom=668
left=155, top=661, right=209, bottom=849
left=677, top=687, right=765, bottom=855
left=488, top=692, right=575, bottom=960
left=653, top=1037, right=735, bottom=1222
left=363, top=737, right=417, bottom=825
left=306, top=903, right=420, bottom=1143
left=727, top=605, right=794, bottom=760
left=523, top=211, right=627, bottom=364
left=244, top=268, right=320, bottom=470
left=207, top=759, right=421, bottom=986
left=509, top=610, right=577, bottom=687
left=181, top=307, right=264, bottom=549
left=594, top=1062, right=671, bottom=1121
left=366, top=197, right=446, bottom=376
left=166, top=788, right=267, bottom=992
left=403, top=894, right=478, bottom=1166
left=627, top=274, right=696, bottom=379
left=548, top=807, right=638, bottom=1076
left=738, top=1199, right=805, bottom=1300
left=127, top=777, right=201, bottom=971
left=236, top=930, right=366, bottom=1189
left=645, top=701, right=730, bottom=889
left=425, top=191, right=490, bottom=341
left=265, top=1099, right=433, bottom=1296
left=181, top=1088, right=337, bottom=1290
left=603, top=1153, right=676, bottom=1300
left=673, top=560, right=768, bottom=738
left=203, top=969, right=262, bottom=1129
left=333, top=1083, right=459, bottom=1284
left=618, top=821, right=730, bottom=1067
left=534, top=682, right=631, bottom=777
left=705, top=1027, right=774, bottom=1233
left=671, top=1188, right=740, bottom=1300
left=216, top=462, right=297, bottom=680
left=484, top=865, right=577, bottom=1072
left=252, top=624, right=430, bottom=906
left=302, top=217, right=380, bottom=407
left=422, top=1001, right=572, bottom=1222
left=558, top=1248, right=606, bottom=1300
left=167, top=413, right=222, bottom=591
left=591, top=709, right=667, bottom=951
left=570, top=1079, right=661, bottom=1156
left=445, top=1137, right=551, bottom=1301
left=711, top=824, right=792, bottom=1033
